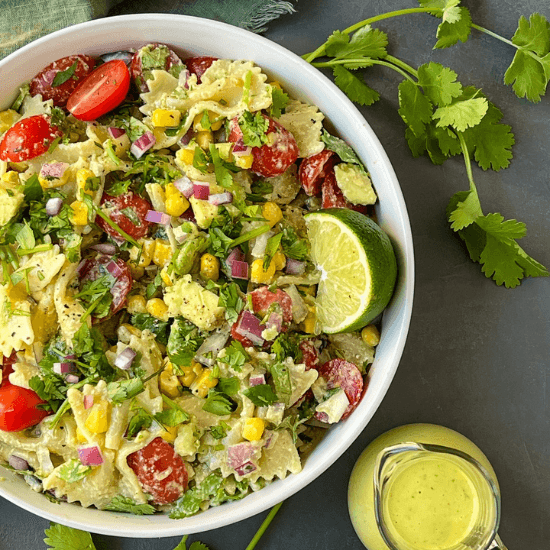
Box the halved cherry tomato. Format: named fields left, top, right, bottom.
left=250, top=287, right=293, bottom=327
left=0, top=384, right=49, bottom=432
left=299, top=340, right=320, bottom=371
left=30, top=55, right=96, bottom=107
left=127, top=437, right=188, bottom=504
left=229, top=114, right=299, bottom=178
left=130, top=44, right=184, bottom=93
left=299, top=150, right=336, bottom=196
left=0, top=352, right=17, bottom=388
left=96, top=192, right=153, bottom=242
left=79, top=255, right=133, bottom=317
left=231, top=312, right=256, bottom=348
left=185, top=56, right=218, bottom=83
left=67, top=60, right=130, bottom=121
left=0, top=114, right=62, bottom=162
left=321, top=168, right=369, bottom=214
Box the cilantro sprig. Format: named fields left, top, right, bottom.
left=303, top=0, right=549, bottom=287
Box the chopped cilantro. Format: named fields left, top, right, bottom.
left=243, top=384, right=278, bottom=407
left=103, top=495, right=156, bottom=515
left=238, top=111, right=269, bottom=148
left=51, top=61, right=78, bottom=87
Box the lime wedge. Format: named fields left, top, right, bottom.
left=305, top=208, right=397, bottom=333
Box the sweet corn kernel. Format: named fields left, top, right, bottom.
left=153, top=239, right=173, bottom=267
left=160, top=267, right=174, bottom=286
left=1, top=171, right=20, bottom=187
left=177, top=147, right=195, bottom=165
left=160, top=425, right=179, bottom=443
left=200, top=253, right=220, bottom=281
left=0, top=109, right=20, bottom=133
left=85, top=402, right=110, bottom=434
left=250, top=258, right=276, bottom=284
left=273, top=249, right=286, bottom=271
left=160, top=362, right=181, bottom=398
left=190, top=368, right=218, bottom=398
left=70, top=200, right=88, bottom=226
left=302, top=305, right=316, bottom=334
left=193, top=110, right=223, bottom=132
left=178, top=360, right=203, bottom=387
left=242, top=417, right=265, bottom=441
left=165, top=183, right=189, bottom=217
left=152, top=109, right=181, bottom=128
left=361, top=324, right=380, bottom=347
left=233, top=154, right=253, bottom=169
left=76, top=427, right=87, bottom=444
left=76, top=168, right=96, bottom=196
left=129, top=239, right=156, bottom=268
left=262, top=202, right=283, bottom=227
left=146, top=298, right=169, bottom=321
left=196, top=130, right=213, bottom=150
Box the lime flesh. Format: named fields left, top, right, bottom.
left=305, top=208, right=397, bottom=333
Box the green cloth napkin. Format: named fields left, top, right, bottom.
left=0, top=0, right=296, bottom=60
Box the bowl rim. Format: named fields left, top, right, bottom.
left=0, top=13, right=415, bottom=537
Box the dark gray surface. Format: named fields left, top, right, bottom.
left=1, top=1, right=549, bottom=548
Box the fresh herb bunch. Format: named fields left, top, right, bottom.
left=303, top=0, right=549, bottom=288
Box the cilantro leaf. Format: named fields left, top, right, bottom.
left=243, top=384, right=278, bottom=407
left=398, top=79, right=433, bottom=138
left=417, top=62, right=462, bottom=107
left=23, top=174, right=43, bottom=202
left=220, top=340, right=248, bottom=370
left=209, top=143, right=240, bottom=189
left=202, top=390, right=237, bottom=416
left=433, top=97, right=488, bottom=132
left=103, top=495, right=156, bottom=515
left=418, top=0, right=461, bottom=24
left=263, top=232, right=283, bottom=270
left=280, top=225, right=309, bottom=261
left=108, top=378, right=144, bottom=403
left=434, top=6, right=472, bottom=49
left=269, top=86, right=289, bottom=118
left=217, top=282, right=245, bottom=324
left=504, top=14, right=550, bottom=102
left=167, top=318, right=205, bottom=368
left=447, top=189, right=483, bottom=231
left=52, top=61, right=78, bottom=88
left=127, top=406, right=154, bottom=437
left=269, top=362, right=293, bottom=404
left=238, top=111, right=269, bottom=147
left=325, top=25, right=388, bottom=61
left=320, top=130, right=363, bottom=166
left=332, top=66, right=380, bottom=106
left=44, top=522, right=96, bottom=550
left=57, top=459, right=91, bottom=483
left=130, top=313, right=170, bottom=345
left=217, top=376, right=240, bottom=396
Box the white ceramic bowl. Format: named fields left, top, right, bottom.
left=0, top=14, right=414, bottom=537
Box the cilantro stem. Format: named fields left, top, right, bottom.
left=230, top=224, right=271, bottom=248
left=302, top=7, right=440, bottom=63
left=87, top=201, right=140, bottom=249
left=470, top=23, right=516, bottom=48
left=385, top=54, right=418, bottom=79
left=313, top=58, right=416, bottom=82
left=245, top=501, right=284, bottom=550
left=456, top=132, right=477, bottom=195
left=16, top=243, right=53, bottom=256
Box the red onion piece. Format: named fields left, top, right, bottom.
left=226, top=247, right=246, bottom=270
left=108, top=127, right=126, bottom=139
left=114, top=347, right=136, bottom=370
left=193, top=183, right=210, bottom=200
left=53, top=362, right=75, bottom=375
left=285, top=258, right=306, bottom=275
left=45, top=197, right=63, bottom=217
left=173, top=176, right=194, bottom=198
left=145, top=210, right=171, bottom=225
left=235, top=311, right=265, bottom=346
left=266, top=312, right=283, bottom=333
left=179, top=68, right=191, bottom=90
left=83, top=395, right=94, bottom=410
left=180, top=127, right=195, bottom=146
left=8, top=455, right=30, bottom=471
left=231, top=141, right=249, bottom=153
left=40, top=162, right=69, bottom=180
left=208, top=192, right=233, bottom=206
left=228, top=442, right=256, bottom=471
left=130, top=131, right=156, bottom=159
left=90, top=243, right=117, bottom=255
left=78, top=445, right=104, bottom=466
left=106, top=260, right=124, bottom=278
left=249, top=373, right=266, bottom=387
left=65, top=374, right=80, bottom=384
left=231, top=260, right=249, bottom=280
left=235, top=461, right=257, bottom=476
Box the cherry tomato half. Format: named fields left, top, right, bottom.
left=0, top=114, right=62, bottom=162
left=67, top=60, right=130, bottom=121
left=79, top=255, right=133, bottom=317
left=0, top=384, right=49, bottom=432
left=30, top=54, right=96, bottom=107
left=185, top=56, right=218, bottom=83
left=299, top=149, right=336, bottom=197
left=96, top=191, right=153, bottom=242
left=250, top=286, right=293, bottom=326
left=127, top=437, right=188, bottom=504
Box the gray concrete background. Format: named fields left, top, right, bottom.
left=1, top=0, right=549, bottom=548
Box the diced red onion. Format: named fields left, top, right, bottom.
left=249, top=373, right=266, bottom=387
left=228, top=442, right=255, bottom=471
left=130, top=131, right=156, bottom=159
left=145, top=210, right=171, bottom=225
left=90, top=243, right=117, bottom=255
left=179, top=68, right=191, bottom=89
left=263, top=429, right=275, bottom=449
left=108, top=127, right=126, bottom=139
left=9, top=455, right=30, bottom=471
left=173, top=176, right=195, bottom=198
left=65, top=374, right=80, bottom=384
left=231, top=260, right=249, bottom=280
left=231, top=141, right=249, bottom=153
left=114, top=347, right=136, bottom=370
left=78, top=445, right=104, bottom=466
left=226, top=247, right=245, bottom=270
left=193, top=183, right=210, bottom=200
left=235, top=311, right=265, bottom=346
left=40, top=162, right=68, bottom=180
left=83, top=395, right=94, bottom=410
left=266, top=312, right=283, bottom=333
left=285, top=258, right=306, bottom=275
left=106, top=260, right=124, bottom=278
left=53, top=362, right=74, bottom=375
left=208, top=192, right=233, bottom=206
left=45, top=197, right=63, bottom=217
left=180, top=127, right=195, bottom=146
left=235, top=461, right=257, bottom=476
